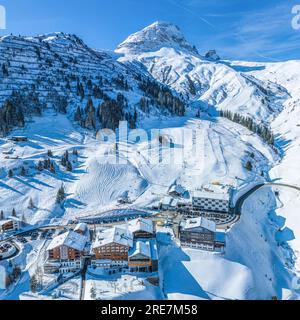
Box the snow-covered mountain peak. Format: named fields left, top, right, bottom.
left=116, top=22, right=289, bottom=122
left=116, top=21, right=199, bottom=55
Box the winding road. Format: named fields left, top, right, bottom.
left=234, top=182, right=300, bottom=216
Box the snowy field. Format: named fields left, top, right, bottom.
left=0, top=110, right=276, bottom=225
left=84, top=274, right=162, bottom=300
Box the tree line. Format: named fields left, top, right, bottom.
left=219, top=110, right=275, bottom=146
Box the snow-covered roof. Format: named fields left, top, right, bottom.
left=128, top=218, right=154, bottom=235
left=92, top=227, right=133, bottom=249
left=181, top=217, right=216, bottom=233
left=47, top=231, right=87, bottom=251
left=74, top=223, right=88, bottom=233
left=0, top=216, right=21, bottom=227
left=129, top=239, right=158, bottom=260
left=193, top=190, right=229, bottom=201
left=8, top=216, right=22, bottom=222
left=169, top=184, right=186, bottom=195
left=161, top=196, right=178, bottom=207
left=0, top=220, right=11, bottom=227
left=129, top=241, right=151, bottom=259
left=162, top=196, right=172, bottom=206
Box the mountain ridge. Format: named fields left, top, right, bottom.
left=0, top=30, right=186, bottom=135
left=116, top=23, right=290, bottom=122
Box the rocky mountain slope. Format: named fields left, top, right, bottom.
left=0, top=32, right=185, bottom=135
left=116, top=21, right=288, bottom=122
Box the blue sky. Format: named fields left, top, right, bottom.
left=0, top=0, right=299, bottom=61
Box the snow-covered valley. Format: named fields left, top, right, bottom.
left=0, top=21, right=300, bottom=300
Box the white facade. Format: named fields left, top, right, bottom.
left=59, top=260, right=83, bottom=273
left=91, top=259, right=128, bottom=269
left=180, top=241, right=215, bottom=251
left=44, top=259, right=83, bottom=274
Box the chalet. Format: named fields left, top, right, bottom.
left=128, top=218, right=154, bottom=239
left=128, top=240, right=158, bottom=273
left=179, top=217, right=226, bottom=252
left=192, top=190, right=230, bottom=214
left=0, top=217, right=21, bottom=233
left=44, top=231, right=88, bottom=274
left=91, top=227, right=133, bottom=268
left=91, top=223, right=159, bottom=274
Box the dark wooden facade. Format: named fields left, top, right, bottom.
left=132, top=230, right=154, bottom=239
left=180, top=228, right=214, bottom=243
left=48, top=245, right=82, bottom=261
left=0, top=221, right=14, bottom=232
left=93, top=242, right=130, bottom=261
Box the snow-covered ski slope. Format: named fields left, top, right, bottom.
left=0, top=110, right=276, bottom=224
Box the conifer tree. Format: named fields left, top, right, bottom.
left=56, top=184, right=66, bottom=204
left=50, top=162, right=56, bottom=174
left=90, top=287, right=96, bottom=300
left=37, top=161, right=44, bottom=171
left=74, top=106, right=82, bottom=122
left=20, top=166, right=26, bottom=176
left=30, top=275, right=39, bottom=293
left=8, top=169, right=13, bottom=178
left=66, top=161, right=73, bottom=172
left=12, top=208, right=17, bottom=217
left=84, top=98, right=96, bottom=129
left=28, top=198, right=35, bottom=209
left=245, top=161, right=253, bottom=171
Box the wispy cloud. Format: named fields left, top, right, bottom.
left=229, top=4, right=300, bottom=61
left=168, top=0, right=300, bottom=61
